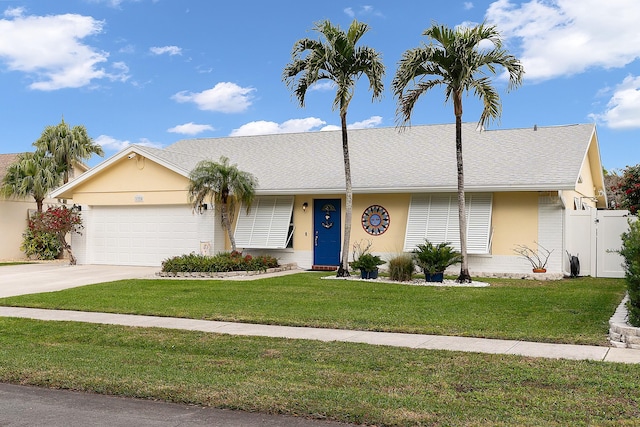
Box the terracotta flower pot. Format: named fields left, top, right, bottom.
left=532, top=268, right=547, bottom=273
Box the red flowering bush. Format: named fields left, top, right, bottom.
left=23, top=205, right=83, bottom=264
left=612, top=165, right=640, bottom=215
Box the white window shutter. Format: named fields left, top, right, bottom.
left=234, top=196, right=294, bottom=249
left=404, top=193, right=492, bottom=254
left=404, top=194, right=430, bottom=251
left=466, top=193, right=493, bottom=254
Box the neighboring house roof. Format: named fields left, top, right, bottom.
left=0, top=153, right=20, bottom=183
left=52, top=123, right=602, bottom=197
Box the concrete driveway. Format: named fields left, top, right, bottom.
left=0, top=263, right=158, bottom=298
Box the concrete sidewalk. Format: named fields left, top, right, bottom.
left=2, top=306, right=639, bottom=364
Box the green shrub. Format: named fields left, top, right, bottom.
left=619, top=219, right=640, bottom=326
left=413, top=240, right=462, bottom=274
left=20, top=228, right=62, bottom=260
left=161, top=251, right=279, bottom=273
left=388, top=254, right=415, bottom=281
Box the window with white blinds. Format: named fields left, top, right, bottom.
left=403, top=193, right=493, bottom=254
left=234, top=196, right=294, bottom=249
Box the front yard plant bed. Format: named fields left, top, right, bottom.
left=157, top=263, right=297, bottom=278
left=160, top=251, right=279, bottom=274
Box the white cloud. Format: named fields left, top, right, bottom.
left=464, top=2, right=474, bottom=10
left=310, top=81, right=335, bottom=92
left=486, top=0, right=640, bottom=81
left=591, top=75, right=640, bottom=129
left=230, top=116, right=383, bottom=137
left=343, top=5, right=383, bottom=18
left=167, top=122, right=214, bottom=135
left=172, top=82, right=255, bottom=113
left=85, top=0, right=142, bottom=8
left=95, top=135, right=163, bottom=151
left=0, top=8, right=128, bottom=90
left=230, top=118, right=327, bottom=136
left=349, top=116, right=383, bottom=129
left=4, top=7, right=24, bottom=18
left=150, top=45, right=182, bottom=56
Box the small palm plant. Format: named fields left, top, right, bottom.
left=349, top=239, right=385, bottom=279
left=413, top=240, right=462, bottom=282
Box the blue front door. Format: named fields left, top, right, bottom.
left=313, top=199, right=341, bottom=267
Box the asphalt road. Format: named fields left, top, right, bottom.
left=0, top=383, right=353, bottom=427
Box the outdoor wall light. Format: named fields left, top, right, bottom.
left=302, top=202, right=308, bottom=212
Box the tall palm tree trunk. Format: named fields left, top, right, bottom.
left=337, top=111, right=352, bottom=277
left=454, top=95, right=471, bottom=283
left=220, top=197, right=237, bottom=252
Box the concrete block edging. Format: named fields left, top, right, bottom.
left=609, top=294, right=640, bottom=349
left=155, top=263, right=298, bottom=279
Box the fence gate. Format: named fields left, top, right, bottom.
left=566, top=209, right=631, bottom=278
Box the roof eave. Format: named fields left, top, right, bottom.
left=254, top=184, right=576, bottom=196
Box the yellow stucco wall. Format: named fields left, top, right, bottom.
left=564, top=133, right=606, bottom=210
left=352, top=194, right=411, bottom=254
left=66, top=156, right=190, bottom=205
left=291, top=192, right=541, bottom=257
left=0, top=199, right=32, bottom=260
left=489, top=192, right=539, bottom=255
left=290, top=194, right=411, bottom=255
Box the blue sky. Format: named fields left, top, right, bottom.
left=0, top=0, right=639, bottom=172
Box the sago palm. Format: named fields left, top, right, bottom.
left=188, top=156, right=258, bottom=253
left=392, top=23, right=523, bottom=282
left=283, top=19, right=385, bottom=276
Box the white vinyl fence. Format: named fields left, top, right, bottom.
left=565, top=209, right=632, bottom=278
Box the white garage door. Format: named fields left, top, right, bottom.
left=86, top=205, right=212, bottom=266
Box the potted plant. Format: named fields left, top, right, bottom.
left=513, top=242, right=553, bottom=273
left=350, top=239, right=385, bottom=279
left=413, top=240, right=462, bottom=282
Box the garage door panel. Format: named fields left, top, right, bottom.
left=88, top=205, right=205, bottom=266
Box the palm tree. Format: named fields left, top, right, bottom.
left=187, top=156, right=258, bottom=253
left=392, top=23, right=523, bottom=282
left=283, top=19, right=385, bottom=276
left=0, top=151, right=62, bottom=212
left=34, top=118, right=104, bottom=184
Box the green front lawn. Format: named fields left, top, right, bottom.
left=0, top=274, right=636, bottom=426
left=0, top=273, right=626, bottom=345
left=1, top=318, right=638, bottom=426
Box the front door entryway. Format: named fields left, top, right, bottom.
left=313, top=199, right=341, bottom=268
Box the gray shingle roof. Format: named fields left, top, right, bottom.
left=0, top=153, right=20, bottom=183
left=147, top=122, right=596, bottom=194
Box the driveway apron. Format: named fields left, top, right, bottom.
left=0, top=263, right=158, bottom=298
